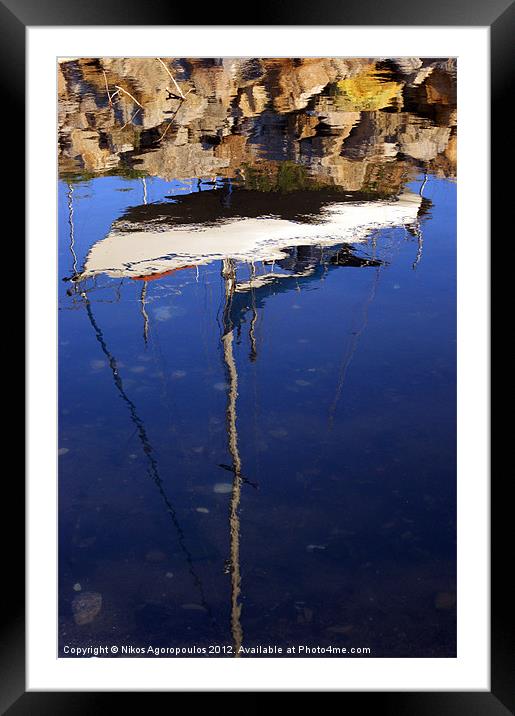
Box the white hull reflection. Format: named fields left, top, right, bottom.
left=77, top=192, right=421, bottom=281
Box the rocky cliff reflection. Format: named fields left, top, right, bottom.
left=58, top=57, right=456, bottom=658
left=58, top=57, right=456, bottom=192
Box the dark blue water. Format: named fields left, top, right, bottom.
left=58, top=174, right=456, bottom=657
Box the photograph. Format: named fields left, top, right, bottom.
left=57, top=56, right=458, bottom=660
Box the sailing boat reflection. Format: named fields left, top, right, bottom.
left=68, top=180, right=428, bottom=655
left=71, top=186, right=422, bottom=283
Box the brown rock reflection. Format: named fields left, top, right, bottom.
left=58, top=57, right=456, bottom=192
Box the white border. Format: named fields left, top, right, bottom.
left=27, top=26, right=489, bottom=691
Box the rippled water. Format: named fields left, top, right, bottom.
left=58, top=57, right=456, bottom=658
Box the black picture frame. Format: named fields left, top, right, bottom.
left=5, top=0, right=508, bottom=710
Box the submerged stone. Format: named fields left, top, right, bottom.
left=269, top=428, right=288, bottom=438
left=213, top=382, right=229, bottom=391
left=90, top=359, right=106, bottom=371
left=145, top=550, right=167, bottom=562
left=154, top=306, right=172, bottom=321
left=434, top=592, right=456, bottom=610
left=213, top=483, right=232, bottom=494
left=72, top=592, right=102, bottom=625
left=326, top=624, right=354, bottom=635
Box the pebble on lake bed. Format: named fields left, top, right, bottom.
left=326, top=624, right=354, bottom=635
left=73, top=583, right=82, bottom=592
left=90, top=359, right=106, bottom=372
left=269, top=428, right=288, bottom=438
left=434, top=591, right=456, bottom=610
left=154, top=306, right=172, bottom=321
left=72, top=592, right=102, bottom=625
left=213, top=382, right=229, bottom=391
left=145, top=550, right=167, bottom=562
left=172, top=370, right=186, bottom=378
left=213, top=483, right=232, bottom=494
left=196, top=507, right=210, bottom=513
left=58, top=448, right=69, bottom=456
left=306, top=544, right=326, bottom=552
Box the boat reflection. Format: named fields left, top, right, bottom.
left=71, top=185, right=421, bottom=283
left=66, top=181, right=429, bottom=655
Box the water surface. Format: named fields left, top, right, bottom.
left=58, top=57, right=456, bottom=658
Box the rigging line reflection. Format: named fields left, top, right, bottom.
left=412, top=173, right=428, bottom=271
left=114, top=279, right=123, bottom=304
left=221, top=258, right=243, bottom=657
left=81, top=292, right=215, bottom=622
left=140, top=282, right=150, bottom=346
left=248, top=262, right=258, bottom=363
left=411, top=225, right=424, bottom=271
left=328, top=265, right=382, bottom=429
left=67, top=183, right=78, bottom=281
left=247, top=261, right=261, bottom=485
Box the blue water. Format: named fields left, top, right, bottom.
left=58, top=175, right=456, bottom=657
